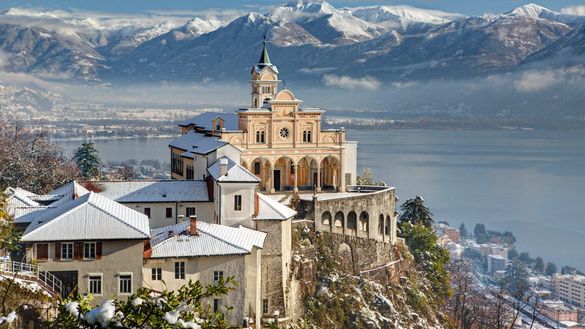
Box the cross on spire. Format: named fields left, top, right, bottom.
left=258, top=35, right=271, bottom=65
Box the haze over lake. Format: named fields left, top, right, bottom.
left=57, top=129, right=585, bottom=270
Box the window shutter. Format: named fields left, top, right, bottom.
left=36, top=244, right=48, bottom=261
left=55, top=242, right=61, bottom=261
left=96, top=242, right=102, bottom=259
left=74, top=242, right=83, bottom=260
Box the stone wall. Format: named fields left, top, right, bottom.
left=304, top=186, right=398, bottom=244
left=288, top=220, right=403, bottom=324
left=255, top=219, right=292, bottom=320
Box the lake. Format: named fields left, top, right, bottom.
left=56, top=129, right=585, bottom=270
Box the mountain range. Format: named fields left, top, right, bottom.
left=0, top=1, right=583, bottom=84
left=0, top=1, right=584, bottom=121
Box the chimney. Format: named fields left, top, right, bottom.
left=189, top=215, right=198, bottom=236
left=178, top=215, right=185, bottom=223
left=220, top=158, right=228, bottom=176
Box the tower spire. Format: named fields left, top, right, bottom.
left=258, top=35, right=271, bottom=64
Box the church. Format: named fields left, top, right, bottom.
left=173, top=40, right=358, bottom=194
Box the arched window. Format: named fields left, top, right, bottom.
left=385, top=215, right=391, bottom=235
left=378, top=214, right=384, bottom=235
left=303, top=130, right=312, bottom=143
left=359, top=211, right=369, bottom=232
left=334, top=211, right=344, bottom=228
left=322, top=211, right=332, bottom=226
left=255, top=130, right=265, bottom=143
left=347, top=211, right=357, bottom=229
left=263, top=97, right=271, bottom=105
left=290, top=160, right=295, bottom=175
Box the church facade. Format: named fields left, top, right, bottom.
left=176, top=40, right=358, bottom=193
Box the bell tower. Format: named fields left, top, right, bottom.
left=251, top=37, right=280, bottom=109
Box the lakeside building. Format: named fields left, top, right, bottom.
left=480, top=244, right=508, bottom=259
left=553, top=274, right=585, bottom=308
left=540, top=300, right=580, bottom=323
left=487, top=254, right=507, bottom=274
left=433, top=223, right=460, bottom=243
left=7, top=40, right=399, bottom=327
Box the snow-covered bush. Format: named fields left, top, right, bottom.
left=53, top=277, right=235, bottom=328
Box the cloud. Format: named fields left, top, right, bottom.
left=561, top=6, right=585, bottom=16
left=514, top=66, right=585, bottom=92
left=513, top=71, right=557, bottom=92
left=323, top=74, right=381, bottom=91
left=0, top=7, right=240, bottom=35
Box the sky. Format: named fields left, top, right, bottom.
left=2, top=0, right=585, bottom=16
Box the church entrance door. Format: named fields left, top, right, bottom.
left=274, top=170, right=281, bottom=191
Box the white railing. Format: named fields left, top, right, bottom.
left=0, top=260, right=63, bottom=298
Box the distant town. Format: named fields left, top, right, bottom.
left=435, top=222, right=585, bottom=328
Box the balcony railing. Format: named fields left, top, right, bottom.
left=0, top=259, right=63, bottom=298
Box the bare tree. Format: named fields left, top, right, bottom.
left=0, top=123, right=81, bottom=194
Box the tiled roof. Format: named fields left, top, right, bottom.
left=207, top=157, right=259, bottom=183
left=255, top=193, right=296, bottom=221
left=178, top=112, right=238, bottom=131
left=21, top=192, right=150, bottom=242
left=168, top=131, right=228, bottom=154
left=148, top=221, right=266, bottom=258
left=97, top=180, right=209, bottom=203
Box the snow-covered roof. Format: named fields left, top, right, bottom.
left=237, top=108, right=271, bottom=113
left=41, top=181, right=90, bottom=207
left=169, top=131, right=228, bottom=154
left=207, top=157, right=259, bottom=183
left=97, top=180, right=209, bottom=203
left=13, top=207, right=54, bottom=224
left=6, top=182, right=90, bottom=222
left=255, top=193, right=296, bottom=221
left=147, top=221, right=266, bottom=258
left=21, top=192, right=150, bottom=242
left=5, top=187, right=40, bottom=208
left=178, top=112, right=238, bottom=131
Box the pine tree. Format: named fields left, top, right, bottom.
left=74, top=142, right=102, bottom=180
left=459, top=223, right=468, bottom=237
left=504, top=260, right=529, bottom=299
left=399, top=195, right=433, bottom=228
left=546, top=262, right=558, bottom=276
left=534, top=257, right=545, bottom=273
left=474, top=223, right=486, bottom=237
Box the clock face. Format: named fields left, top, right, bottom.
left=279, top=127, right=289, bottom=139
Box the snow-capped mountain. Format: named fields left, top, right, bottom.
left=366, top=13, right=572, bottom=79
left=0, top=23, right=106, bottom=81
left=504, top=3, right=585, bottom=26
left=173, top=17, right=225, bottom=40
left=271, top=1, right=388, bottom=44
left=350, top=5, right=463, bottom=32
left=0, top=1, right=582, bottom=84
